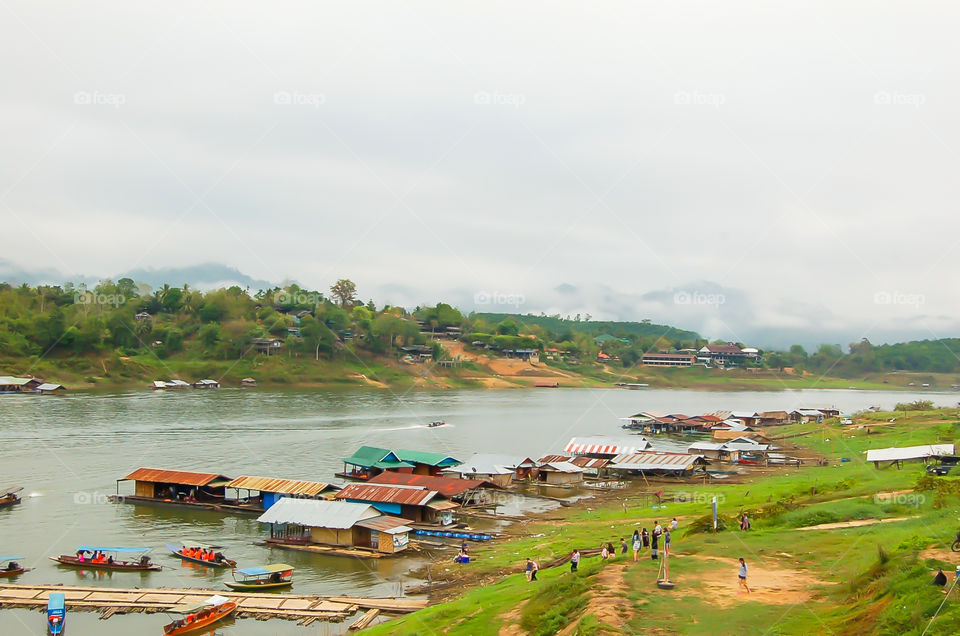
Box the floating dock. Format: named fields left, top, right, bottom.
left=0, top=583, right=426, bottom=623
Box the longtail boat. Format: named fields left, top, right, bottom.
left=165, top=543, right=236, bottom=569
left=46, top=592, right=65, bottom=635
left=225, top=564, right=293, bottom=591
left=163, top=596, right=236, bottom=634
left=50, top=546, right=161, bottom=571
left=0, top=486, right=23, bottom=508
left=0, top=555, right=30, bottom=577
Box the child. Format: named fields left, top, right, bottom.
left=738, top=558, right=750, bottom=593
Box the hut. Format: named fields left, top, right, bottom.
left=866, top=444, right=955, bottom=469
left=393, top=450, right=462, bottom=476
left=36, top=383, right=66, bottom=395
left=606, top=451, right=708, bottom=478
left=367, top=472, right=495, bottom=503
left=537, top=461, right=585, bottom=486
left=444, top=454, right=537, bottom=486
left=564, top=436, right=651, bottom=458
left=0, top=376, right=41, bottom=393
left=192, top=379, right=221, bottom=389
left=241, top=378, right=257, bottom=387
left=225, top=476, right=340, bottom=510
left=117, top=468, right=232, bottom=505
left=335, top=483, right=457, bottom=525
left=337, top=446, right=414, bottom=481
left=789, top=409, right=825, bottom=424
left=257, top=499, right=412, bottom=554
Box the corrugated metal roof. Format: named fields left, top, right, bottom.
left=256, top=498, right=379, bottom=528
left=367, top=472, right=493, bottom=495
left=36, top=383, right=65, bottom=391
left=570, top=456, right=609, bottom=469
left=122, top=468, right=231, bottom=486
left=447, top=454, right=536, bottom=475
left=866, top=444, right=955, bottom=463
left=426, top=500, right=461, bottom=511
left=540, top=461, right=585, bottom=473
left=395, top=449, right=462, bottom=467
left=565, top=437, right=651, bottom=456
left=335, top=483, right=438, bottom=506
left=537, top=454, right=572, bottom=464
left=225, top=476, right=336, bottom=496
left=608, top=452, right=705, bottom=471
left=355, top=516, right=413, bottom=534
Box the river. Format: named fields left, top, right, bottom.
left=0, top=386, right=952, bottom=634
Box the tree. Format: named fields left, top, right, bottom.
left=330, top=279, right=357, bottom=308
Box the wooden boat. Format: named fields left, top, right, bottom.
left=51, top=546, right=162, bottom=571
left=427, top=420, right=446, bottom=428
left=46, top=592, right=65, bottom=635
left=225, top=564, right=294, bottom=590
left=163, top=597, right=236, bottom=634
left=165, top=543, right=236, bottom=569
left=0, top=486, right=23, bottom=508
left=0, top=555, right=30, bottom=577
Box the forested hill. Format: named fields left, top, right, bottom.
left=472, top=313, right=701, bottom=343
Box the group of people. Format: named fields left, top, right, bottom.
left=596, top=518, right=679, bottom=563
left=525, top=557, right=540, bottom=581
left=181, top=546, right=222, bottom=563
left=76, top=550, right=114, bottom=565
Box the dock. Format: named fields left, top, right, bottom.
left=0, top=583, right=426, bottom=623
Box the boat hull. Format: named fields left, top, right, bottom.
left=224, top=580, right=292, bottom=591
left=163, top=601, right=237, bottom=635
left=0, top=496, right=21, bottom=508
left=0, top=568, right=28, bottom=577
left=50, top=556, right=161, bottom=571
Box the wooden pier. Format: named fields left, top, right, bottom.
left=0, top=583, right=426, bottom=623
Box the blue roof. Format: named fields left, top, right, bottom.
left=76, top=546, right=150, bottom=553
left=0, top=555, right=22, bottom=561
left=238, top=566, right=270, bottom=576
left=47, top=593, right=65, bottom=610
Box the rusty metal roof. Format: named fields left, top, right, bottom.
left=570, top=456, right=609, bottom=469
left=225, top=476, right=337, bottom=496
left=607, top=452, right=705, bottom=472
left=367, top=472, right=494, bottom=495
left=334, top=483, right=438, bottom=506
left=121, top=468, right=231, bottom=486
left=354, top=515, right=413, bottom=534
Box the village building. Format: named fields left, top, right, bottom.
left=36, top=382, right=66, bottom=395
left=0, top=376, right=42, bottom=393
left=755, top=411, right=790, bottom=426
left=192, top=379, right=220, bottom=389
left=240, top=377, right=257, bottom=387
left=334, top=483, right=458, bottom=525
left=536, top=461, right=585, bottom=486
left=117, top=468, right=232, bottom=506
left=444, top=454, right=537, bottom=487
left=696, top=344, right=760, bottom=367
left=866, top=444, right=955, bottom=469
left=225, top=476, right=340, bottom=510
left=337, top=446, right=461, bottom=480
left=257, top=498, right=412, bottom=555
left=641, top=352, right=696, bottom=367
left=367, top=472, right=496, bottom=504
left=251, top=338, right=283, bottom=355
left=564, top=436, right=651, bottom=458
left=606, top=451, right=708, bottom=477
left=790, top=409, right=825, bottom=423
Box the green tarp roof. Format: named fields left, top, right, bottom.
left=396, top=449, right=462, bottom=467
left=342, top=446, right=413, bottom=469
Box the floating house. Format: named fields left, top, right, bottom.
left=225, top=476, right=340, bottom=510
left=606, top=452, right=708, bottom=477
left=116, top=468, right=232, bottom=506
left=689, top=437, right=770, bottom=463
left=394, top=450, right=462, bottom=476
left=367, top=472, right=496, bottom=502
left=151, top=380, right=191, bottom=390
left=257, top=498, right=412, bottom=555
left=564, top=436, right=651, bottom=458
left=240, top=378, right=257, bottom=387
left=536, top=461, right=585, bottom=486
left=337, top=446, right=462, bottom=481
left=334, top=483, right=458, bottom=525
left=0, top=376, right=41, bottom=393
left=36, top=383, right=66, bottom=395
left=192, top=379, right=221, bottom=389
left=444, top=454, right=537, bottom=487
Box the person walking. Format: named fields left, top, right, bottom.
left=670, top=517, right=678, bottom=531
left=632, top=533, right=642, bottom=562
left=601, top=544, right=609, bottom=560
left=570, top=549, right=580, bottom=573
left=740, top=514, right=751, bottom=531
left=620, top=537, right=629, bottom=557
left=525, top=558, right=534, bottom=581
left=530, top=559, right=539, bottom=581
left=663, top=529, right=671, bottom=555
left=738, top=558, right=751, bottom=593
left=642, top=528, right=650, bottom=552
left=651, top=528, right=659, bottom=560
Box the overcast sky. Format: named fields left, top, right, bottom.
left=1, top=1, right=958, bottom=349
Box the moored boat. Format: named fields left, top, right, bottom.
left=51, top=546, right=161, bottom=571
left=46, top=592, right=65, bottom=635
left=0, top=486, right=23, bottom=508
left=225, top=564, right=294, bottom=590
left=163, top=596, right=236, bottom=634
left=165, top=543, right=236, bottom=568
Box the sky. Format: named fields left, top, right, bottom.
left=1, top=1, right=958, bottom=349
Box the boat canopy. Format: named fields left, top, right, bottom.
left=47, top=593, right=65, bottom=611
left=0, top=486, right=23, bottom=497
left=237, top=563, right=294, bottom=576
left=168, top=595, right=230, bottom=613
left=0, top=555, right=22, bottom=561
left=76, top=546, right=151, bottom=553
left=179, top=540, right=224, bottom=549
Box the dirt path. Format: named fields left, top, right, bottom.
left=796, top=516, right=914, bottom=531
left=558, top=562, right=634, bottom=635
left=497, top=601, right=527, bottom=636
left=674, top=554, right=828, bottom=608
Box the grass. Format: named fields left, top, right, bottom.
left=367, top=409, right=960, bottom=635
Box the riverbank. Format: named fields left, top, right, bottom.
left=369, top=408, right=960, bottom=635
left=1, top=350, right=938, bottom=393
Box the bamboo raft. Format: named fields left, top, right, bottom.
left=0, top=583, right=426, bottom=623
